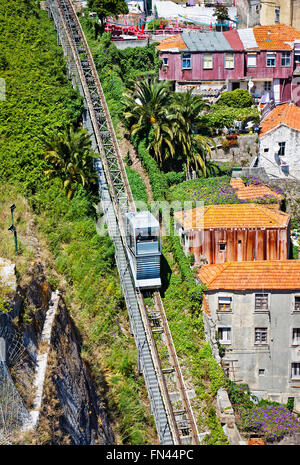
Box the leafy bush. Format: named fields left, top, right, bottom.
left=125, top=165, right=148, bottom=205
left=217, top=89, right=254, bottom=108
left=135, top=139, right=168, bottom=201
left=198, top=106, right=260, bottom=132
left=163, top=171, right=186, bottom=187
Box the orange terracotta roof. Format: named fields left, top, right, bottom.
left=173, top=203, right=290, bottom=230
left=156, top=34, right=187, bottom=51
left=252, top=24, right=300, bottom=50
left=259, top=103, right=300, bottom=138
left=230, top=178, right=282, bottom=201
left=198, top=260, right=300, bottom=290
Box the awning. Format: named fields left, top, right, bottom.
left=252, top=78, right=273, bottom=82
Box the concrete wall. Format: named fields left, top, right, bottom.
left=210, top=134, right=258, bottom=165
left=260, top=1, right=291, bottom=25
left=236, top=0, right=261, bottom=28
left=259, top=125, right=300, bottom=180
left=204, top=289, right=300, bottom=411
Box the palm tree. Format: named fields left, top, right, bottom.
left=41, top=125, right=97, bottom=199
left=123, top=78, right=176, bottom=166
left=170, top=90, right=214, bottom=176
left=170, top=89, right=210, bottom=133
left=185, top=134, right=215, bottom=178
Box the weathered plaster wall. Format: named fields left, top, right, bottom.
left=211, top=134, right=258, bottom=165
left=259, top=126, right=300, bottom=180
left=204, top=290, right=300, bottom=411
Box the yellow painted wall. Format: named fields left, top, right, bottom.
left=260, top=0, right=300, bottom=29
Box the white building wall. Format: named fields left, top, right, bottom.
left=259, top=125, right=300, bottom=179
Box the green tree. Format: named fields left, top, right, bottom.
left=170, top=90, right=215, bottom=176
left=216, top=89, right=253, bottom=108
left=88, top=0, right=129, bottom=31
left=213, top=4, right=230, bottom=31
left=123, top=78, right=175, bottom=166
left=41, top=125, right=97, bottom=199
left=170, top=89, right=210, bottom=131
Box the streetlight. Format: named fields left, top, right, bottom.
left=8, top=204, right=18, bottom=254
left=10, top=204, right=16, bottom=225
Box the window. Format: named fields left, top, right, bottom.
left=278, top=142, right=286, bottom=156
left=264, top=81, right=272, bottom=92
left=275, top=6, right=280, bottom=24
left=182, top=53, right=192, bottom=69
left=281, top=52, right=291, bottom=67
left=163, top=57, right=169, bottom=66
left=225, top=53, right=234, bottom=69
left=266, top=52, right=276, bottom=67
left=219, top=242, right=226, bottom=252
left=255, top=293, right=269, bottom=311
left=258, top=369, right=265, bottom=376
left=264, top=148, right=269, bottom=153
left=247, top=53, right=257, bottom=67
left=218, top=327, right=231, bottom=344
left=295, top=296, right=300, bottom=311
left=295, top=53, right=300, bottom=64
left=255, top=327, right=268, bottom=344
left=203, top=54, right=213, bottom=69
left=292, top=329, right=300, bottom=345
left=291, top=363, right=300, bottom=379
left=218, top=296, right=232, bottom=312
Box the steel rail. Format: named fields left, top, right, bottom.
left=137, top=293, right=182, bottom=445
left=50, top=0, right=201, bottom=446
left=153, top=291, right=200, bottom=445
left=64, top=0, right=135, bottom=213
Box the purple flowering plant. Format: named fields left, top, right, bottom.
left=241, top=405, right=300, bottom=442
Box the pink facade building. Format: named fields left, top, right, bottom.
left=157, top=25, right=300, bottom=105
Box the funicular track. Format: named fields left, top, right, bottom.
left=47, top=0, right=200, bottom=445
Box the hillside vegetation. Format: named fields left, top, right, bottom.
left=0, top=0, right=156, bottom=444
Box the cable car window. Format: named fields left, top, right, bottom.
left=136, top=227, right=160, bottom=254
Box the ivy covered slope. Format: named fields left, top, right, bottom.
left=0, top=0, right=82, bottom=193
left=0, top=1, right=156, bottom=445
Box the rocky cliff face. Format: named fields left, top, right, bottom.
left=0, top=260, right=114, bottom=445
left=42, top=295, right=114, bottom=444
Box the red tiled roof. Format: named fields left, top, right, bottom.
left=230, top=178, right=282, bottom=201
left=259, top=103, right=300, bottom=137
left=253, top=24, right=300, bottom=50
left=223, top=30, right=244, bottom=51
left=156, top=34, right=187, bottom=51
left=174, top=203, right=290, bottom=230
left=198, top=260, right=300, bottom=290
